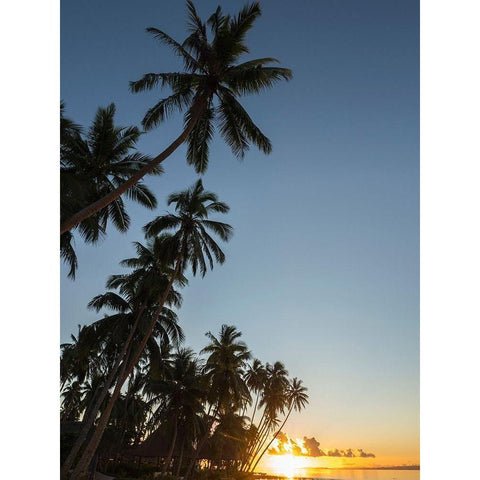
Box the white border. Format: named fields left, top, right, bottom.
left=2, top=0, right=60, bottom=476
left=4, top=0, right=480, bottom=477
left=421, top=0, right=480, bottom=478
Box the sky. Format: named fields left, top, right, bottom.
left=61, top=0, right=419, bottom=469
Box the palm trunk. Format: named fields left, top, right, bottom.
left=71, top=342, right=131, bottom=480
left=241, top=411, right=267, bottom=470
left=174, top=440, right=185, bottom=480
left=250, top=407, right=293, bottom=473
left=183, top=405, right=218, bottom=480
left=71, top=258, right=183, bottom=480
left=245, top=413, right=277, bottom=472
left=245, top=422, right=271, bottom=472
left=60, top=99, right=206, bottom=235
left=61, top=305, right=145, bottom=479
left=250, top=394, right=260, bottom=427
left=162, top=421, right=178, bottom=475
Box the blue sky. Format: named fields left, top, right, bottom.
left=61, top=0, right=419, bottom=465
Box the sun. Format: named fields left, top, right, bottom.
left=267, top=454, right=304, bottom=479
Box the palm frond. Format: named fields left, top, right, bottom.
left=141, top=89, right=195, bottom=130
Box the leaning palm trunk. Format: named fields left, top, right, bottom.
left=174, top=440, right=185, bottom=480
left=60, top=100, right=206, bottom=235
left=183, top=406, right=219, bottom=480
left=244, top=414, right=277, bottom=472
left=241, top=411, right=268, bottom=470
left=250, top=393, right=260, bottom=427
left=250, top=407, right=293, bottom=472
left=162, top=421, right=178, bottom=475
left=61, top=306, right=145, bottom=479
left=71, top=259, right=183, bottom=480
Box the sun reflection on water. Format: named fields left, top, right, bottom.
left=267, top=453, right=305, bottom=479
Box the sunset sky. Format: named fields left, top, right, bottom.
left=61, top=0, right=419, bottom=469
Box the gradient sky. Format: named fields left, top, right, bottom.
left=61, top=0, right=419, bottom=468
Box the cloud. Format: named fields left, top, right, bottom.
left=303, top=436, right=326, bottom=457
left=328, top=448, right=375, bottom=458
left=328, top=449, right=342, bottom=457
left=267, top=432, right=375, bottom=459
left=357, top=449, right=376, bottom=458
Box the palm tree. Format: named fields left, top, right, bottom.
left=242, top=361, right=289, bottom=471
left=60, top=103, right=162, bottom=278
left=60, top=325, right=102, bottom=389
left=61, top=1, right=292, bottom=234
left=71, top=180, right=232, bottom=480
left=244, top=359, right=267, bottom=426
left=182, top=325, right=251, bottom=479
left=202, top=325, right=251, bottom=413
left=61, top=380, right=83, bottom=421
left=61, top=257, right=185, bottom=480
left=250, top=377, right=309, bottom=471
left=145, top=348, right=208, bottom=475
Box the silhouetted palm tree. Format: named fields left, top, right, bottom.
left=251, top=377, right=309, bottom=471
left=244, top=359, right=267, bottom=426
left=71, top=180, right=232, bottom=480
left=61, top=255, right=185, bottom=480
left=60, top=103, right=161, bottom=278
left=61, top=1, right=292, bottom=234
left=183, top=325, right=250, bottom=479
left=242, top=361, right=289, bottom=471
left=202, top=325, right=251, bottom=413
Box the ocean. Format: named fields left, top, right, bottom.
left=259, top=469, right=419, bottom=480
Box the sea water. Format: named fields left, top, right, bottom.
left=260, top=469, right=419, bottom=480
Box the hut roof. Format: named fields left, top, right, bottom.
left=124, top=428, right=242, bottom=460
left=124, top=429, right=176, bottom=458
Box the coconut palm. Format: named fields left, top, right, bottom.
left=61, top=258, right=185, bottom=480
left=201, top=325, right=251, bottom=413
left=145, top=348, right=208, bottom=474
left=61, top=0, right=292, bottom=234
left=60, top=325, right=102, bottom=389
left=244, top=359, right=267, bottom=426
left=250, top=377, right=309, bottom=471
left=242, top=361, right=290, bottom=471
left=182, top=325, right=251, bottom=480
left=60, top=103, right=162, bottom=278
left=61, top=380, right=83, bottom=421
left=71, top=180, right=232, bottom=480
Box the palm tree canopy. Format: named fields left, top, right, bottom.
left=130, top=1, right=292, bottom=173
left=60, top=103, right=162, bottom=279
left=259, top=361, right=290, bottom=420
left=244, top=359, right=267, bottom=394
left=201, top=324, right=252, bottom=412
left=287, top=377, right=309, bottom=412
left=144, top=179, right=233, bottom=277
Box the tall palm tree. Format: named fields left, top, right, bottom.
left=242, top=361, right=290, bottom=471
left=182, top=325, right=251, bottom=480
left=61, top=258, right=185, bottom=480
left=145, top=348, right=208, bottom=475
left=250, top=377, right=309, bottom=471
left=61, top=1, right=292, bottom=234
left=71, top=180, right=232, bottom=480
left=60, top=103, right=162, bottom=278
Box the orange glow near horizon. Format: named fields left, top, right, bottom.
left=254, top=432, right=419, bottom=474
